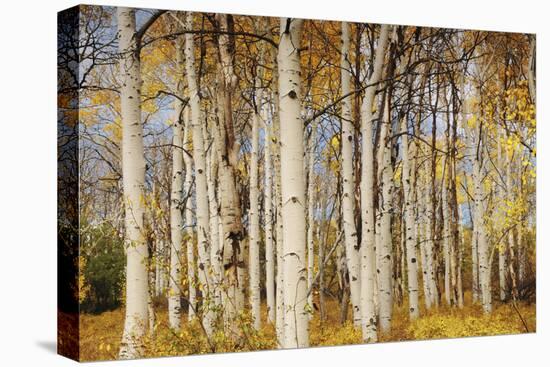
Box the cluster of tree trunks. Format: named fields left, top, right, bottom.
left=73, top=8, right=538, bottom=358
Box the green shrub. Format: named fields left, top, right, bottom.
left=80, top=224, right=125, bottom=314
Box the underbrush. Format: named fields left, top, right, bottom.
left=79, top=295, right=535, bottom=361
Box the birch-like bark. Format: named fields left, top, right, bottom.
left=340, top=22, right=361, bottom=327
left=264, top=106, right=276, bottom=324
left=506, top=151, right=519, bottom=301
left=306, top=119, right=317, bottom=319
left=468, top=81, right=491, bottom=312
left=216, top=14, right=246, bottom=333
left=443, top=184, right=451, bottom=306
left=278, top=17, right=308, bottom=348
left=273, top=89, right=286, bottom=346
left=400, top=114, right=419, bottom=319
left=469, top=62, right=491, bottom=312
left=473, top=134, right=491, bottom=313
left=418, top=165, right=432, bottom=310
left=456, top=197, right=465, bottom=308
left=377, top=95, right=393, bottom=332
left=168, top=44, right=185, bottom=329
left=424, top=133, right=438, bottom=308
left=428, top=101, right=440, bottom=309
left=359, top=24, right=390, bottom=343
left=317, top=210, right=326, bottom=321
left=249, top=95, right=262, bottom=331
left=442, top=103, right=452, bottom=306
left=184, top=12, right=213, bottom=333
left=204, top=120, right=221, bottom=308
left=471, top=201, right=480, bottom=303
left=117, top=7, right=149, bottom=359
left=182, top=108, right=196, bottom=321
left=497, top=130, right=507, bottom=302
left=462, top=85, right=479, bottom=303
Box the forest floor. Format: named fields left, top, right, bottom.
left=79, top=293, right=535, bottom=361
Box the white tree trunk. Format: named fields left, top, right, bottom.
left=468, top=76, right=491, bottom=313
left=359, top=24, right=390, bottom=343
left=264, top=106, right=276, bottom=324
left=168, top=47, right=185, bottom=329
left=418, top=167, right=432, bottom=310
left=456, top=197, right=465, bottom=308
left=216, top=14, right=246, bottom=334
left=316, top=207, right=326, bottom=321
left=497, top=130, right=507, bottom=301
left=423, top=150, right=438, bottom=308
left=184, top=12, right=213, bottom=334
left=249, top=98, right=262, bottom=331
left=473, top=144, right=491, bottom=313
left=117, top=7, right=149, bottom=359
left=340, top=22, right=361, bottom=327
left=306, top=119, right=317, bottom=320
left=278, top=17, right=308, bottom=348
left=273, top=92, right=286, bottom=346
left=182, top=108, right=196, bottom=321
left=473, top=154, right=491, bottom=313
left=472, top=216, right=480, bottom=303
left=377, top=95, right=393, bottom=333
left=204, top=120, right=221, bottom=308
left=506, top=150, right=519, bottom=300
left=400, top=115, right=420, bottom=320
left=442, top=119, right=452, bottom=306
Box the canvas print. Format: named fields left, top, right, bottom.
left=57, top=4, right=536, bottom=362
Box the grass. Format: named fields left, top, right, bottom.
left=78, top=292, right=536, bottom=361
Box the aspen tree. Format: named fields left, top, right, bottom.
left=459, top=77, right=480, bottom=304
left=427, top=161, right=439, bottom=306
left=497, top=129, right=507, bottom=302
left=418, top=163, right=433, bottom=310
left=360, top=24, right=390, bottom=342
left=317, top=206, right=326, bottom=321
left=442, top=93, right=452, bottom=306
left=184, top=12, right=214, bottom=334
left=182, top=110, right=196, bottom=320
left=466, top=78, right=491, bottom=313
left=306, top=118, right=317, bottom=319
left=456, top=192, right=466, bottom=309
left=264, top=102, right=276, bottom=324
left=340, top=22, right=361, bottom=327
left=278, top=17, right=309, bottom=348
left=117, top=7, right=149, bottom=359
left=203, top=118, right=221, bottom=308
left=272, top=87, right=286, bottom=346
left=473, top=127, right=491, bottom=313
left=216, top=14, right=246, bottom=332
left=168, top=38, right=185, bottom=329
left=400, top=113, right=420, bottom=319
left=506, top=149, right=519, bottom=301
left=377, top=94, right=394, bottom=332
left=249, top=81, right=262, bottom=331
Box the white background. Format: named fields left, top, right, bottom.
left=0, top=0, right=546, bottom=365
